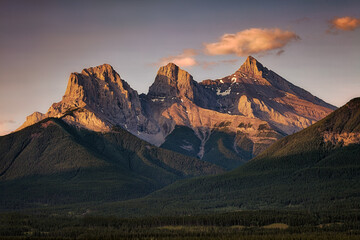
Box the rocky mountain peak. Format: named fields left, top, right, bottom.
left=18, top=63, right=159, bottom=136
left=148, top=63, right=195, bottom=101
left=80, top=63, right=118, bottom=82
left=63, top=63, right=129, bottom=103
left=238, top=56, right=266, bottom=78
left=18, top=61, right=337, bottom=168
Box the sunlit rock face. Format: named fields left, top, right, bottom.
left=140, top=56, right=335, bottom=162
left=19, top=56, right=336, bottom=164
left=148, top=63, right=195, bottom=101
left=197, top=56, right=335, bottom=135
left=322, top=98, right=360, bottom=147
left=323, top=132, right=360, bottom=146
left=18, top=64, right=158, bottom=139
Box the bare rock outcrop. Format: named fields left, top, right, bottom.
left=18, top=64, right=158, bottom=137
left=198, top=56, right=336, bottom=135
left=148, top=63, right=195, bottom=101
left=18, top=57, right=336, bottom=166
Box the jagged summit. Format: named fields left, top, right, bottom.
left=200, top=56, right=270, bottom=86
left=18, top=60, right=336, bottom=169
left=238, top=56, right=266, bottom=78
left=78, top=64, right=119, bottom=85
left=148, top=62, right=195, bottom=101
left=197, top=56, right=335, bottom=135
left=63, top=63, right=128, bottom=103
left=81, top=63, right=115, bottom=75
left=18, top=63, right=157, bottom=137
left=163, top=62, right=177, bottom=69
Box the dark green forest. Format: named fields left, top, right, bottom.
left=0, top=117, right=222, bottom=210
left=1, top=100, right=360, bottom=239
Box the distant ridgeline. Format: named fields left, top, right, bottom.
left=17, top=56, right=335, bottom=170
left=86, top=98, right=360, bottom=216
left=1, top=58, right=352, bottom=216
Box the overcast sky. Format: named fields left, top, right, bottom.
left=1, top=0, right=360, bottom=135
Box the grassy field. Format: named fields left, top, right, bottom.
left=0, top=210, right=359, bottom=239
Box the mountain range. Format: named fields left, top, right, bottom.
left=2, top=56, right=354, bottom=214
left=17, top=56, right=335, bottom=169
left=92, top=97, right=360, bottom=216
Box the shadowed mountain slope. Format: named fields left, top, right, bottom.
left=93, top=98, right=359, bottom=216
left=0, top=118, right=222, bottom=210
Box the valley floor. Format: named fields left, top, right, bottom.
left=1, top=210, right=359, bottom=239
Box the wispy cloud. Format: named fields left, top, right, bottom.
left=157, top=28, right=299, bottom=69
left=0, top=120, right=16, bottom=125
left=329, top=16, right=360, bottom=32
left=204, top=28, right=300, bottom=56
left=158, top=49, right=239, bottom=69
left=159, top=49, right=198, bottom=67
left=201, top=59, right=239, bottom=69
left=0, top=119, right=16, bottom=136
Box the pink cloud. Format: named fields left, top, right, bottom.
left=329, top=16, right=360, bottom=31
left=157, top=48, right=239, bottom=70
left=201, top=59, right=239, bottom=69
left=160, top=49, right=198, bottom=67
left=204, top=28, right=300, bottom=56
left=0, top=119, right=15, bottom=136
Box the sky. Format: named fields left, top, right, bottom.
left=1, top=0, right=360, bottom=135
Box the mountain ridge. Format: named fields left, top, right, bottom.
left=0, top=117, right=222, bottom=209
left=17, top=56, right=336, bottom=169
left=93, top=97, right=360, bottom=216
